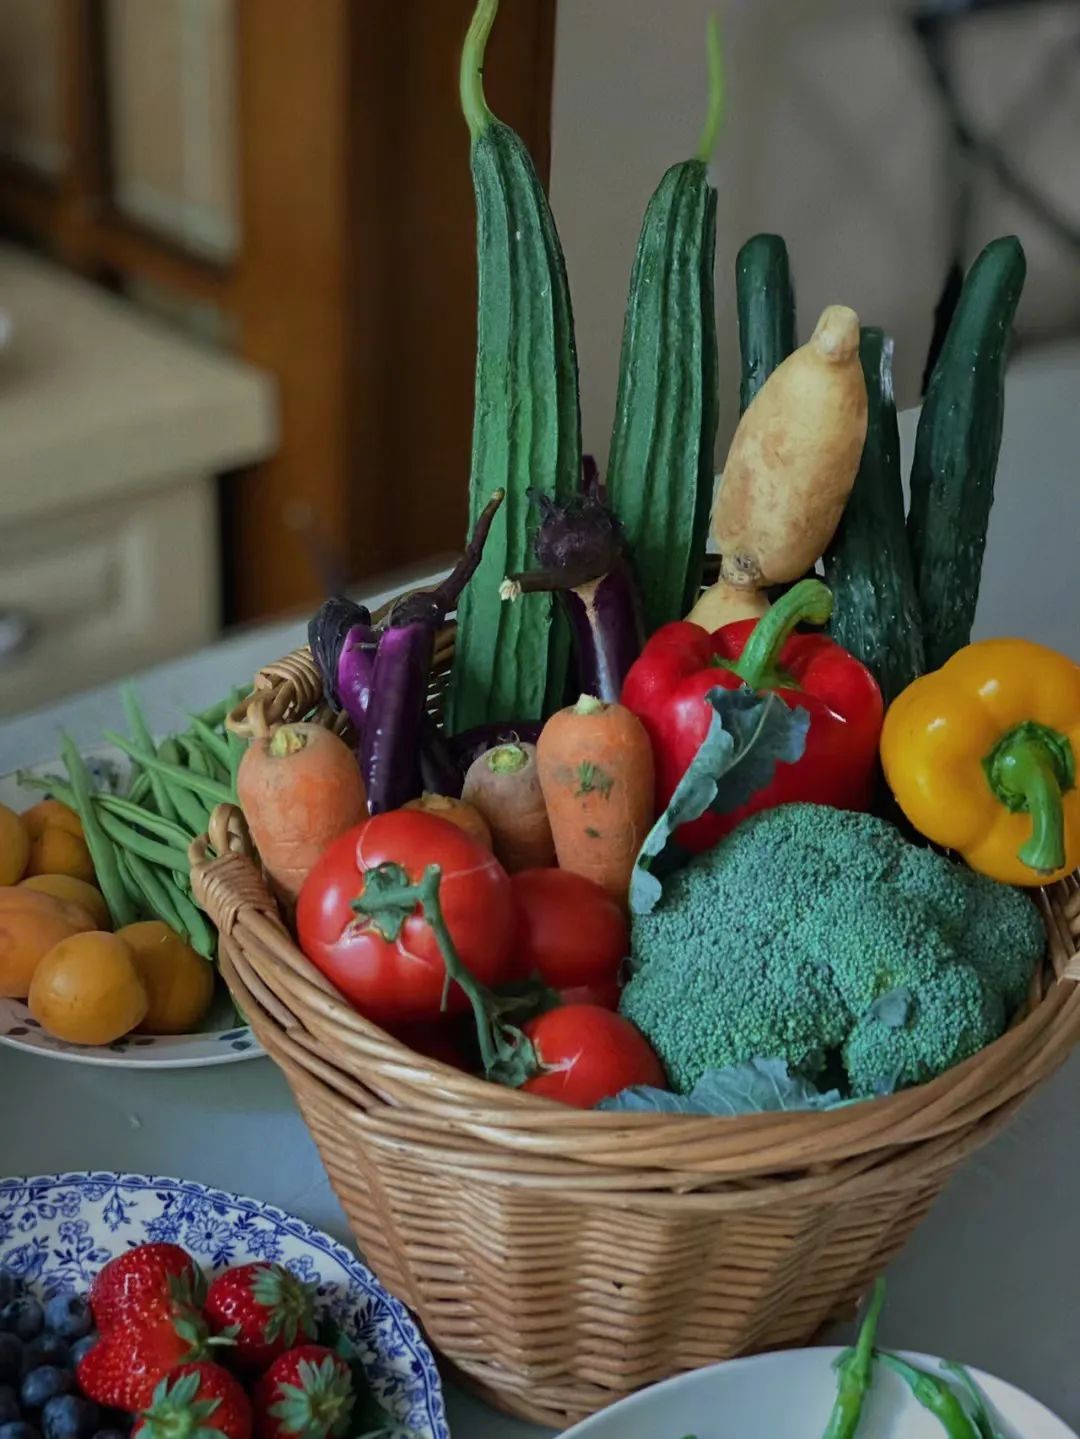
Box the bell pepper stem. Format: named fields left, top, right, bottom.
left=984, top=721, right=1074, bottom=875
left=731, top=578, right=834, bottom=692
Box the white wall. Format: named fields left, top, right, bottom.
left=549, top=0, right=1080, bottom=467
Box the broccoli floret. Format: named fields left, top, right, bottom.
left=623, top=802, right=1044, bottom=1098
left=843, top=966, right=1005, bottom=1097
left=952, top=868, right=1045, bottom=1014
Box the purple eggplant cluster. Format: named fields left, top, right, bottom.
left=308, top=490, right=506, bottom=813
left=501, top=458, right=645, bottom=703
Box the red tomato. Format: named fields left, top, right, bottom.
left=296, top=811, right=514, bottom=1026
left=521, top=1004, right=666, bottom=1108
left=510, top=869, right=628, bottom=1009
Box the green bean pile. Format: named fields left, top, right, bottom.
left=18, top=685, right=245, bottom=959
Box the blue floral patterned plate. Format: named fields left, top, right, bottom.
left=0, top=1172, right=447, bottom=1439
left=0, top=751, right=262, bottom=1068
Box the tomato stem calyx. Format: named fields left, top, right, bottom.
left=352, top=861, right=529, bottom=1076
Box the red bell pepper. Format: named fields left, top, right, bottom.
left=621, top=578, right=884, bottom=853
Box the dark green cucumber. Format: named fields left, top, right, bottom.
left=824, top=328, right=924, bottom=704
left=446, top=0, right=580, bottom=732
left=907, top=235, right=1026, bottom=670
left=605, top=19, right=722, bottom=632
left=736, top=234, right=795, bottom=414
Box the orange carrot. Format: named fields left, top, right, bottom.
left=402, top=793, right=493, bottom=850
left=237, top=722, right=366, bottom=904
left=462, top=743, right=554, bottom=873
left=536, top=695, right=654, bottom=906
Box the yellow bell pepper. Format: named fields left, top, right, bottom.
left=881, top=638, right=1080, bottom=887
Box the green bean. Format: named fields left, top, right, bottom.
left=121, top=684, right=179, bottom=825
left=155, top=738, right=216, bottom=834
left=104, top=732, right=233, bottom=808
left=227, top=731, right=247, bottom=790
left=128, top=771, right=152, bottom=806
left=185, top=715, right=232, bottom=773
left=193, top=692, right=240, bottom=728
left=162, top=873, right=216, bottom=959
left=97, top=794, right=195, bottom=849
left=178, top=734, right=228, bottom=792
left=114, top=849, right=150, bottom=917
left=60, top=734, right=137, bottom=928
left=123, top=849, right=186, bottom=936
left=16, top=772, right=70, bottom=800
left=95, top=810, right=191, bottom=872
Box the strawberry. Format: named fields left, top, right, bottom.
left=252, top=1345, right=354, bottom=1439
left=205, top=1265, right=316, bottom=1369
left=91, top=1244, right=204, bottom=1332
left=77, top=1306, right=214, bottom=1412
left=134, top=1362, right=253, bottom=1439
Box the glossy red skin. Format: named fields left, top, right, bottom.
left=135, top=1362, right=252, bottom=1439
left=89, top=1243, right=200, bottom=1332
left=621, top=618, right=884, bottom=853
left=521, top=1004, right=666, bottom=1108
left=510, top=869, right=628, bottom=1010
left=204, top=1263, right=315, bottom=1369
left=296, top=811, right=515, bottom=1026
left=253, top=1345, right=351, bottom=1439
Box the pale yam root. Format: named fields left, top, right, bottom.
left=712, top=303, right=867, bottom=590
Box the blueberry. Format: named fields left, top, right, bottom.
left=0, top=1424, right=40, bottom=1439
left=21, top=1337, right=70, bottom=1375
left=41, top=1397, right=99, bottom=1439
left=0, top=1278, right=21, bottom=1308
left=0, top=1338, right=21, bottom=1387
left=66, top=1337, right=96, bottom=1372
left=90, top=1431, right=125, bottom=1439
left=20, top=1369, right=72, bottom=1411
left=0, top=1388, right=18, bottom=1425
left=40, top=1303, right=89, bottom=1348
left=0, top=1303, right=42, bottom=1344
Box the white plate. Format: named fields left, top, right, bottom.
left=0, top=748, right=261, bottom=1068
left=0, top=1171, right=447, bottom=1438
left=562, top=1346, right=1076, bottom=1439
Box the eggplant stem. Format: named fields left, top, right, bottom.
left=505, top=564, right=597, bottom=595
left=430, top=488, right=505, bottom=612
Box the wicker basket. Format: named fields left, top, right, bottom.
left=191, top=600, right=1080, bottom=1429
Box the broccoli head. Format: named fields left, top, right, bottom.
left=622, top=803, right=1044, bottom=1097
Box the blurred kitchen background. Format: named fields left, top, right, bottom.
left=0, top=0, right=1077, bottom=717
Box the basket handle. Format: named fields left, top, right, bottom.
left=227, top=646, right=325, bottom=739
left=189, top=803, right=278, bottom=938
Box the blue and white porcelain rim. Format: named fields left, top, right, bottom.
left=0, top=1170, right=448, bottom=1439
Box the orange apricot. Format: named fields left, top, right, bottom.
left=21, top=874, right=109, bottom=930
left=0, top=804, right=29, bottom=885
left=0, top=889, right=98, bottom=998
left=117, top=921, right=214, bottom=1034
left=28, top=931, right=147, bottom=1045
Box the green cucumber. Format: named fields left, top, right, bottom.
left=446, top=0, right=581, bottom=732
left=907, top=235, right=1026, bottom=670
left=823, top=328, right=924, bottom=704
left=605, top=18, right=722, bottom=631
left=736, top=234, right=795, bottom=414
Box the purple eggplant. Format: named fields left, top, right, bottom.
left=308, top=598, right=377, bottom=729
left=360, top=488, right=504, bottom=813
left=502, top=468, right=644, bottom=703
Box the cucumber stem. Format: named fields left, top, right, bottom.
left=460, top=0, right=498, bottom=139
left=694, top=14, right=725, bottom=164
left=730, top=578, right=833, bottom=692
left=983, top=721, right=1075, bottom=875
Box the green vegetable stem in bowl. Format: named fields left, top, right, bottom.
left=18, top=683, right=244, bottom=960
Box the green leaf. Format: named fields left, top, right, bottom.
left=629, top=686, right=810, bottom=915
left=598, top=1058, right=847, bottom=1116
left=866, top=986, right=912, bottom=1029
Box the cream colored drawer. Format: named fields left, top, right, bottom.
left=0, top=478, right=219, bottom=716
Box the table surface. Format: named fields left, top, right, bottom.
left=2, top=564, right=1079, bottom=1437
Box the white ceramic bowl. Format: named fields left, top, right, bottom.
left=0, top=1172, right=447, bottom=1439
left=561, top=1346, right=1075, bottom=1439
